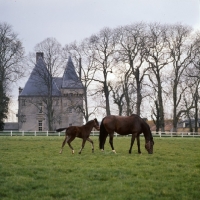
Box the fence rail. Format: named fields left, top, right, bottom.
left=0, top=131, right=200, bottom=137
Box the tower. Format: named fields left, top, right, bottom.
left=18, top=54, right=84, bottom=131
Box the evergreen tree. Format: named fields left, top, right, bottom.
left=0, top=82, right=9, bottom=130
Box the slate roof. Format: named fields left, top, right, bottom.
left=62, top=57, right=84, bottom=89
left=53, top=77, right=63, bottom=90
left=178, top=119, right=200, bottom=128
left=4, top=122, right=19, bottom=131
left=20, top=56, right=61, bottom=96
left=19, top=56, right=83, bottom=97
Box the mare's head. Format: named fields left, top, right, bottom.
left=145, top=138, right=154, bottom=154
left=94, top=118, right=100, bottom=131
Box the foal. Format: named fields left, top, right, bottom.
left=56, top=118, right=99, bottom=154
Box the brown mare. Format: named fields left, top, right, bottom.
left=56, top=118, right=100, bottom=154
left=99, top=114, right=154, bottom=154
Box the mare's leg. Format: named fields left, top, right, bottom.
left=129, top=134, right=136, bottom=154
left=78, top=139, right=87, bottom=154
left=109, top=133, right=116, bottom=153
left=136, top=135, right=141, bottom=154
left=87, top=137, right=94, bottom=153
left=67, top=136, right=76, bottom=154
left=59, top=135, right=68, bottom=154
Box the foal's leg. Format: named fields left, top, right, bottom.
left=109, top=133, right=116, bottom=153
left=136, top=135, right=141, bottom=154
left=87, top=137, right=94, bottom=153
left=129, top=135, right=136, bottom=154
left=59, top=135, right=68, bottom=154
left=79, top=139, right=87, bottom=154
left=67, top=136, right=76, bottom=154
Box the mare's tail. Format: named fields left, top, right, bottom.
left=99, top=118, right=108, bottom=149
left=56, top=127, right=67, bottom=132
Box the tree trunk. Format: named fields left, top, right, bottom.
left=104, top=82, right=111, bottom=116
left=135, top=68, right=142, bottom=116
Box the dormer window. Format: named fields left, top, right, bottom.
left=38, top=103, right=43, bottom=113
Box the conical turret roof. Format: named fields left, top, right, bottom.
left=62, top=57, right=83, bottom=89
left=20, top=56, right=61, bottom=96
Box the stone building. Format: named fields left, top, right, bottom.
left=18, top=52, right=84, bottom=131
left=177, top=119, right=200, bottom=133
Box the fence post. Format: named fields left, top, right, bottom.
left=22, top=131, right=24, bottom=136
left=11, top=130, right=12, bottom=136
left=35, top=131, right=36, bottom=136
left=159, top=131, right=161, bottom=138
left=47, top=130, right=48, bottom=136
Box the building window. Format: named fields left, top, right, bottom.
left=67, top=107, right=72, bottom=113
left=22, top=99, right=26, bottom=106
left=38, top=120, right=42, bottom=131
left=20, top=115, right=26, bottom=123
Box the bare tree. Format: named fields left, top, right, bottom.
left=0, top=22, right=25, bottom=130
left=186, top=31, right=200, bottom=132
left=116, top=23, right=148, bottom=116
left=88, top=27, right=118, bottom=116
left=110, top=80, right=125, bottom=116
left=28, top=38, right=63, bottom=131
left=110, top=61, right=137, bottom=116
left=29, top=37, right=63, bottom=76
left=183, top=87, right=196, bottom=132
left=145, top=23, right=172, bottom=132
left=167, top=24, right=194, bottom=132
left=63, top=40, right=98, bottom=122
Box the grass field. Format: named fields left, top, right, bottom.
left=0, top=136, right=200, bottom=200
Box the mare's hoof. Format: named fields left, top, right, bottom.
left=112, top=150, right=116, bottom=154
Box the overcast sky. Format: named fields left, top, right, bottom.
left=0, top=0, right=200, bottom=120
left=1, top=0, right=200, bottom=54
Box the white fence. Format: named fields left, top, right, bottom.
left=0, top=131, right=200, bottom=137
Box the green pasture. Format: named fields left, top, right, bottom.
left=0, top=136, right=200, bottom=200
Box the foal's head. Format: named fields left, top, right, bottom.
left=93, top=118, right=100, bottom=130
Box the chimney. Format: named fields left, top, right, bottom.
left=36, top=52, right=44, bottom=62
left=19, top=87, right=23, bottom=94
left=79, top=57, right=82, bottom=81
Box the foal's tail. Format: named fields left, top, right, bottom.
left=56, top=127, right=67, bottom=132
left=99, top=118, right=108, bottom=149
